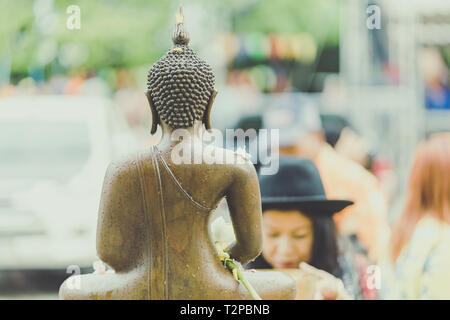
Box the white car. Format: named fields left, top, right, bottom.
left=0, top=95, right=138, bottom=270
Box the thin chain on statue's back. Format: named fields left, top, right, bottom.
left=154, top=145, right=215, bottom=212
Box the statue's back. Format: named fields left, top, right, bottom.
left=59, top=145, right=296, bottom=300
left=135, top=145, right=288, bottom=299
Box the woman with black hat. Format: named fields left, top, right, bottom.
left=246, top=156, right=378, bottom=300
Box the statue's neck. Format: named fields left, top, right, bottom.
left=157, top=120, right=204, bottom=151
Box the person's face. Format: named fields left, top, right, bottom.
left=262, top=209, right=314, bottom=269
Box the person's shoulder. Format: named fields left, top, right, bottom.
left=321, top=144, right=380, bottom=188
left=415, top=216, right=446, bottom=234
left=420, top=217, right=450, bottom=244
left=401, top=216, right=450, bottom=261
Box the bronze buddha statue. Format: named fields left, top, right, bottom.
left=59, top=9, right=296, bottom=300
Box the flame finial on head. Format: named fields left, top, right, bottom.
left=172, top=6, right=189, bottom=45
left=175, top=7, right=184, bottom=24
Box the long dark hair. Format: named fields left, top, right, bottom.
left=247, top=205, right=342, bottom=278
left=305, top=211, right=342, bottom=278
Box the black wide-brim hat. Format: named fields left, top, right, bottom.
left=259, top=156, right=353, bottom=215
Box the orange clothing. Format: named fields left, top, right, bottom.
left=314, top=144, right=390, bottom=261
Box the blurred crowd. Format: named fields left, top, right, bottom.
left=239, top=102, right=450, bottom=300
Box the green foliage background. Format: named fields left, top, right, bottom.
left=0, top=0, right=340, bottom=73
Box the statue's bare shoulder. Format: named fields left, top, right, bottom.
left=225, top=147, right=257, bottom=181
left=103, top=148, right=157, bottom=188
left=98, top=152, right=144, bottom=217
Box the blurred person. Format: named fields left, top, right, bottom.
left=420, top=47, right=450, bottom=110
left=0, top=84, right=16, bottom=97
left=321, top=113, right=375, bottom=174
left=321, top=114, right=398, bottom=207
left=246, top=156, right=378, bottom=300
left=263, top=102, right=390, bottom=262
left=370, top=155, right=398, bottom=211
left=79, top=70, right=110, bottom=97
left=16, top=77, right=38, bottom=95
left=320, top=113, right=352, bottom=148
left=333, top=127, right=371, bottom=170
left=381, top=132, right=450, bottom=299
left=64, top=69, right=85, bottom=95
left=45, top=74, right=69, bottom=95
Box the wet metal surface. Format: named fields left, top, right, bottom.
left=0, top=268, right=92, bottom=300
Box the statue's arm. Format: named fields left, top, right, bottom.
left=96, top=157, right=144, bottom=273
left=225, top=161, right=263, bottom=266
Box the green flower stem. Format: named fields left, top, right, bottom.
left=214, top=241, right=262, bottom=300
left=225, top=259, right=262, bottom=300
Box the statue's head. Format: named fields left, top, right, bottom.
left=146, top=8, right=217, bottom=134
